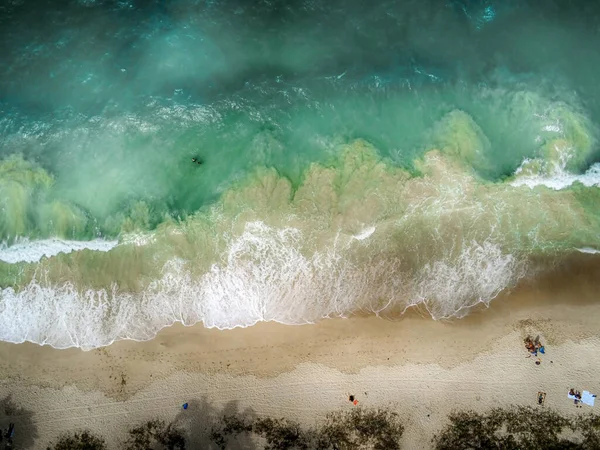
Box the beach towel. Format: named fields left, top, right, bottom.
left=568, top=390, right=596, bottom=406
left=582, top=391, right=596, bottom=407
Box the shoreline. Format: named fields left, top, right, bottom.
left=2, top=250, right=599, bottom=352
left=1, top=255, right=600, bottom=448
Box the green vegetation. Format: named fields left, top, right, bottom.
left=315, top=408, right=404, bottom=450
left=45, top=431, right=106, bottom=450
left=124, top=419, right=186, bottom=450
left=433, top=406, right=600, bottom=450
left=254, top=417, right=309, bottom=449
left=35, top=405, right=600, bottom=449
left=209, top=407, right=404, bottom=449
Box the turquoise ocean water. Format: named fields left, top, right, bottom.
left=1, top=0, right=600, bottom=348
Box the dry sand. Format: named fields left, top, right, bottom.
left=1, top=257, right=600, bottom=449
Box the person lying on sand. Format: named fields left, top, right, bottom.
left=569, top=389, right=582, bottom=399
left=524, top=335, right=545, bottom=356
left=538, top=392, right=546, bottom=405
left=524, top=337, right=536, bottom=354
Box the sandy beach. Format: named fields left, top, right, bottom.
left=1, top=257, right=600, bottom=449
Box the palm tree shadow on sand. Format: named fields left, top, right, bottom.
left=0, top=394, right=38, bottom=449
left=171, top=398, right=259, bottom=450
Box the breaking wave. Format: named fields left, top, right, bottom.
left=0, top=238, right=118, bottom=264
left=1, top=136, right=598, bottom=349
left=511, top=162, right=600, bottom=190
left=0, top=222, right=524, bottom=349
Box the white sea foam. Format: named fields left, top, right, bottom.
left=543, top=124, right=561, bottom=133
left=353, top=226, right=376, bottom=240
left=511, top=162, right=600, bottom=190
left=577, top=247, right=600, bottom=255
left=0, top=238, right=119, bottom=264
left=0, top=222, right=524, bottom=350
left=120, top=232, right=155, bottom=247
left=416, top=241, right=524, bottom=318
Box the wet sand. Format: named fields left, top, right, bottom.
left=1, top=255, right=599, bottom=449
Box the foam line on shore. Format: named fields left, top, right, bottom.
left=0, top=238, right=118, bottom=264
